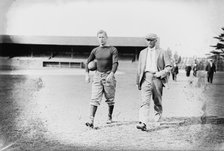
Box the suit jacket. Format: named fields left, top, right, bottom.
left=206, top=63, right=216, bottom=73
left=136, top=47, right=171, bottom=89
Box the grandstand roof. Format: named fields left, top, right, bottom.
left=0, top=35, right=146, bottom=47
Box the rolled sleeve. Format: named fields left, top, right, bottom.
left=111, top=47, right=119, bottom=73
left=112, top=47, right=118, bottom=64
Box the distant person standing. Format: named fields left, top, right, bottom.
left=193, top=63, right=198, bottom=77
left=185, top=64, right=192, bottom=77
left=85, top=30, right=119, bottom=128
left=136, top=33, right=171, bottom=131
left=171, top=63, right=179, bottom=81
left=205, top=59, right=216, bottom=83
left=164, top=71, right=171, bottom=89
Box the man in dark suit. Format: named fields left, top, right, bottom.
left=205, top=59, right=216, bottom=83
left=171, top=63, right=179, bottom=81
left=136, top=33, right=172, bottom=131
left=185, top=64, right=192, bottom=77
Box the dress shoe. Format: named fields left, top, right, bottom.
left=106, top=116, right=113, bottom=124
left=136, top=122, right=147, bottom=131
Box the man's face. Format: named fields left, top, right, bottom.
left=146, top=38, right=157, bottom=48
left=209, top=59, right=213, bottom=63
left=97, top=33, right=108, bottom=46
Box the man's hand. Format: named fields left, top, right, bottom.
left=85, top=73, right=90, bottom=83
left=154, top=72, right=161, bottom=78
left=106, top=72, right=114, bottom=82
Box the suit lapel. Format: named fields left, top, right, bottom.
left=142, top=48, right=148, bottom=71
left=155, top=48, right=160, bottom=67
left=143, top=48, right=149, bottom=71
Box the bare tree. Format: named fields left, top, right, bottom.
left=166, top=47, right=181, bottom=65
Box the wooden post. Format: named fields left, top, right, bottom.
left=71, top=48, right=74, bottom=58
left=31, top=48, right=33, bottom=58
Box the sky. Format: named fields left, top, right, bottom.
left=2, top=0, right=224, bottom=57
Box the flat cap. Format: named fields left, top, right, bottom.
left=145, top=33, right=158, bottom=40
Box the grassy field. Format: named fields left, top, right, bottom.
left=1, top=61, right=224, bottom=150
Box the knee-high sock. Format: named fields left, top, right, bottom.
left=108, top=105, right=114, bottom=118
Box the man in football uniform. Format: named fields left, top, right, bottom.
left=85, top=30, right=119, bottom=128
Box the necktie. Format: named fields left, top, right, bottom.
left=150, top=50, right=153, bottom=69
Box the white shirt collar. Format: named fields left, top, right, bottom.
left=148, top=47, right=155, bottom=52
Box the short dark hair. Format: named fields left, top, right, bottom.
left=97, top=30, right=108, bottom=37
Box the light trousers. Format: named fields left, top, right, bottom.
left=139, top=72, right=163, bottom=124
left=90, top=71, right=116, bottom=106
